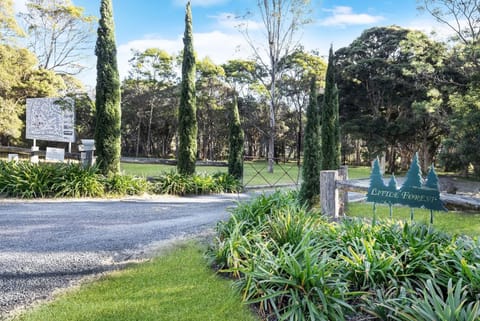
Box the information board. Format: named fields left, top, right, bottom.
left=26, top=98, right=75, bottom=143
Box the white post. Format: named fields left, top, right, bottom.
left=320, top=170, right=339, bottom=218
left=31, top=145, right=39, bottom=164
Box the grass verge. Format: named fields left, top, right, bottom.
left=346, top=202, right=480, bottom=237
left=13, top=243, right=259, bottom=321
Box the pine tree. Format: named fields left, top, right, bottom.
left=321, top=45, right=340, bottom=170
left=177, top=0, right=197, bottom=176
left=388, top=174, right=398, bottom=191
left=94, top=0, right=121, bottom=176
left=425, top=164, right=440, bottom=189
left=299, top=77, right=321, bottom=207
left=367, top=158, right=386, bottom=203
left=402, top=153, right=423, bottom=188
left=228, top=94, right=244, bottom=180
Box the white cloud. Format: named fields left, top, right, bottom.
left=319, top=6, right=384, bottom=27
left=407, top=18, right=462, bottom=42
left=13, top=0, right=28, bottom=13
left=173, top=0, right=229, bottom=7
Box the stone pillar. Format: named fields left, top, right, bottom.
left=320, top=170, right=339, bottom=218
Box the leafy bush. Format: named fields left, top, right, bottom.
left=151, top=171, right=241, bottom=195
left=0, top=161, right=149, bottom=198
left=52, top=163, right=105, bottom=197
left=0, top=161, right=57, bottom=198
left=105, top=173, right=149, bottom=195
left=209, top=191, right=480, bottom=321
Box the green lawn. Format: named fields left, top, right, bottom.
left=346, top=202, right=480, bottom=237
left=121, top=161, right=371, bottom=187
left=14, top=243, right=258, bottom=321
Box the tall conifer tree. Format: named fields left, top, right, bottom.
left=321, top=45, right=340, bottom=170
left=299, top=77, right=321, bottom=207
left=228, top=95, right=244, bottom=180
left=177, top=1, right=197, bottom=175
left=94, top=0, right=121, bottom=176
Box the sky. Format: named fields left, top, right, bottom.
left=13, top=0, right=451, bottom=89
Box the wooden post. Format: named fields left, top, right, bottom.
left=320, top=170, right=339, bottom=218
left=338, top=166, right=348, bottom=215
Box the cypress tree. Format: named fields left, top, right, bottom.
left=321, top=45, right=340, bottom=170
left=228, top=95, right=244, bottom=180
left=94, top=0, right=121, bottom=176
left=299, top=77, right=321, bottom=207
left=177, top=1, right=197, bottom=176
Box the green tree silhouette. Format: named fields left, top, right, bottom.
left=177, top=1, right=198, bottom=175
left=94, top=0, right=121, bottom=176
left=402, top=153, right=423, bottom=188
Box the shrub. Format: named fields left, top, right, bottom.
left=53, top=163, right=104, bottom=197
left=0, top=161, right=60, bottom=198
left=0, top=161, right=148, bottom=198
left=105, top=173, right=149, bottom=195
left=210, top=190, right=480, bottom=321
left=152, top=171, right=241, bottom=195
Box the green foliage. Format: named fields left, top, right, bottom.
left=0, top=161, right=150, bottom=198
left=52, top=163, right=105, bottom=197
left=0, top=44, right=65, bottom=144
left=227, top=95, right=244, bottom=180
left=321, top=45, right=341, bottom=170
left=105, top=173, right=149, bottom=195
left=336, top=26, right=449, bottom=171
left=94, top=0, right=122, bottom=176
left=177, top=1, right=198, bottom=175
left=210, top=190, right=480, bottom=321
left=151, top=171, right=241, bottom=195
left=298, top=77, right=321, bottom=207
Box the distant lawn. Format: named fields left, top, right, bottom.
left=121, top=161, right=371, bottom=187
left=15, top=243, right=259, bottom=321
left=346, top=202, right=480, bottom=237
left=121, top=162, right=225, bottom=177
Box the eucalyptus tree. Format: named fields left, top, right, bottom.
left=122, top=49, right=178, bottom=157
left=196, top=57, right=229, bottom=160
left=94, top=0, right=121, bottom=176
left=0, top=0, right=24, bottom=42
left=278, top=49, right=326, bottom=164
left=418, top=0, right=480, bottom=176
left=239, top=0, right=313, bottom=172
left=20, top=0, right=96, bottom=75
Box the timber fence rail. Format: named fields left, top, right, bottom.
left=0, top=146, right=80, bottom=161
left=321, top=167, right=480, bottom=218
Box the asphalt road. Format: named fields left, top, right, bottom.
left=0, top=193, right=249, bottom=318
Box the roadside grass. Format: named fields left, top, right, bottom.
left=346, top=202, right=480, bottom=237
left=121, top=161, right=371, bottom=187
left=13, top=243, right=259, bottom=321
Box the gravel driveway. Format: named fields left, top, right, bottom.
left=0, top=193, right=249, bottom=318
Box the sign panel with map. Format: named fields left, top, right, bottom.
left=26, top=98, right=75, bottom=143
